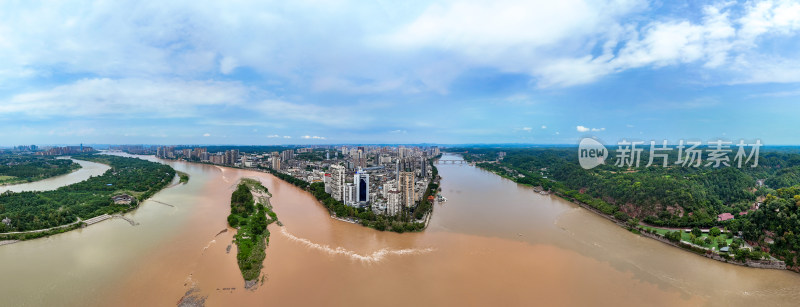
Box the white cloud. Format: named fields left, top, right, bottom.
left=0, top=78, right=248, bottom=118
left=541, top=125, right=547, bottom=129
left=219, top=56, right=239, bottom=75
left=380, top=0, right=800, bottom=87
left=521, top=127, right=533, bottom=132
left=250, top=99, right=370, bottom=129
left=577, top=125, right=605, bottom=132
left=312, top=77, right=409, bottom=94
left=542, top=1, right=800, bottom=86
left=301, top=135, right=326, bottom=139
left=203, top=133, right=211, bottom=137
left=0, top=0, right=798, bottom=95
left=390, top=130, right=408, bottom=134
left=267, top=134, right=281, bottom=138
left=383, top=0, right=642, bottom=53
left=283, top=136, right=292, bottom=139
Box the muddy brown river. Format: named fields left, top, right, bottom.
left=2, top=152, right=800, bottom=306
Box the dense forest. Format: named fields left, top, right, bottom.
left=732, top=186, right=800, bottom=268
left=0, top=154, right=175, bottom=233
left=448, top=146, right=800, bottom=270
left=0, top=155, right=81, bottom=185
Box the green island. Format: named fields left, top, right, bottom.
left=0, top=155, right=82, bottom=185
left=177, top=171, right=190, bottom=184
left=227, top=178, right=278, bottom=288
left=260, top=160, right=440, bottom=233
left=450, top=147, right=800, bottom=270
left=0, top=154, right=175, bottom=239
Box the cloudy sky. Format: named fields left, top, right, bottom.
left=1, top=0, right=799, bottom=145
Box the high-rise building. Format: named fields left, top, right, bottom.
left=382, top=181, right=395, bottom=198
left=271, top=152, right=281, bottom=170
left=355, top=148, right=366, bottom=169
left=324, top=173, right=332, bottom=194
left=354, top=171, right=369, bottom=203
left=387, top=189, right=402, bottom=216
left=344, top=183, right=356, bottom=206
left=329, top=164, right=346, bottom=202
left=223, top=149, right=239, bottom=165
left=281, top=149, right=294, bottom=162
left=399, top=171, right=416, bottom=209
left=192, top=147, right=207, bottom=159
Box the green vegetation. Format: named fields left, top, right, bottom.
left=262, top=167, right=309, bottom=189
left=455, top=147, right=800, bottom=225
left=0, top=223, right=83, bottom=241
left=227, top=179, right=277, bottom=283
left=0, top=155, right=81, bottom=185
left=740, top=186, right=800, bottom=268
left=0, top=154, right=175, bottom=234
left=177, top=171, right=190, bottom=183
left=450, top=147, right=800, bottom=268
left=262, top=161, right=438, bottom=233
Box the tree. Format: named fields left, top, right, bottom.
left=227, top=215, right=239, bottom=228
left=710, top=226, right=721, bottom=237
left=691, top=227, right=702, bottom=238
left=666, top=231, right=681, bottom=242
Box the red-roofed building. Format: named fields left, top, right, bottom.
left=718, top=213, right=735, bottom=222
left=739, top=211, right=749, bottom=216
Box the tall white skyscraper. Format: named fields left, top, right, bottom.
left=344, top=183, right=356, bottom=206
left=329, top=164, right=346, bottom=202
left=387, top=189, right=402, bottom=216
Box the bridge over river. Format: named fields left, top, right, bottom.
left=437, top=159, right=469, bottom=164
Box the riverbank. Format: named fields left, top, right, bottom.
left=473, top=161, right=788, bottom=271
left=0, top=165, right=81, bottom=187
left=260, top=165, right=438, bottom=233
left=0, top=154, right=176, bottom=242
left=0, top=158, right=109, bottom=194
left=0, top=156, right=82, bottom=187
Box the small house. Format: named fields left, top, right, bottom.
left=112, top=194, right=135, bottom=205
left=717, top=213, right=735, bottom=222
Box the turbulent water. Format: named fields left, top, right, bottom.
left=2, top=153, right=800, bottom=306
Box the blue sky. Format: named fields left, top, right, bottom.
left=1, top=0, right=799, bottom=145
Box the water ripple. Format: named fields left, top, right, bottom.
left=280, top=227, right=434, bottom=263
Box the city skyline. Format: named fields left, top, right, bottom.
left=2, top=0, right=800, bottom=145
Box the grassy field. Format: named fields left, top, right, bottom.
left=642, top=225, right=734, bottom=250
